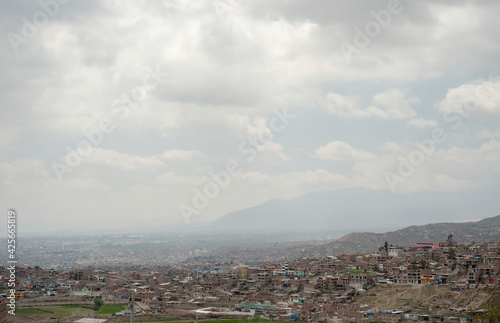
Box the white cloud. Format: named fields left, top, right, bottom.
left=258, top=142, right=289, bottom=161
left=315, top=141, right=376, bottom=161
left=380, top=142, right=407, bottom=153
left=324, top=93, right=362, bottom=117
left=352, top=140, right=500, bottom=193
left=366, top=89, right=418, bottom=119
left=83, top=148, right=165, bottom=170
left=288, top=169, right=349, bottom=187
left=438, top=77, right=500, bottom=116
left=0, top=159, right=48, bottom=179
left=154, top=172, right=207, bottom=186
left=1, top=1, right=500, bottom=231
left=407, top=117, right=438, bottom=128
left=160, top=149, right=204, bottom=160
left=233, top=171, right=273, bottom=184
left=324, top=89, right=418, bottom=119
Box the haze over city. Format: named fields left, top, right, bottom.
left=1, top=0, right=500, bottom=234
left=2, top=2, right=500, bottom=322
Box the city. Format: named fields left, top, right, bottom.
left=2, top=0, right=500, bottom=322
left=2, top=240, right=499, bottom=322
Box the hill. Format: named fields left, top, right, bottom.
left=304, top=215, right=500, bottom=255
left=354, top=284, right=492, bottom=313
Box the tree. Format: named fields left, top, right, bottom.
left=93, top=297, right=104, bottom=311
left=448, top=248, right=456, bottom=260
left=447, top=234, right=454, bottom=247
left=384, top=241, right=389, bottom=254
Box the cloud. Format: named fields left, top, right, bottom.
left=288, top=169, right=349, bottom=186
left=160, top=149, right=204, bottom=160
left=154, top=172, right=207, bottom=186
left=1, top=0, right=500, bottom=231
left=324, top=88, right=417, bottom=119
left=477, top=129, right=500, bottom=139
left=0, top=158, right=48, bottom=180
left=438, top=77, right=500, bottom=116
left=352, top=140, right=500, bottom=193
left=366, top=89, right=418, bottom=119
left=407, top=117, right=438, bottom=128
left=315, top=141, right=376, bottom=161
left=259, top=142, right=289, bottom=161
left=324, top=93, right=363, bottom=117
left=82, top=148, right=165, bottom=170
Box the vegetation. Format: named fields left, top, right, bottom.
left=93, top=297, right=104, bottom=311
left=197, top=320, right=287, bottom=323
left=97, top=304, right=125, bottom=314
left=124, top=320, right=180, bottom=322
left=122, top=320, right=182, bottom=323
left=62, top=304, right=93, bottom=309
left=446, top=234, right=453, bottom=245
left=448, top=248, right=456, bottom=259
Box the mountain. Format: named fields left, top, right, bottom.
left=212, top=187, right=499, bottom=234
left=304, top=215, right=500, bottom=256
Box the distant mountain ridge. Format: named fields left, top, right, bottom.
left=303, top=215, right=500, bottom=256
left=213, top=187, right=500, bottom=234
left=182, top=215, right=500, bottom=264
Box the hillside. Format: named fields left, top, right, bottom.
left=354, top=284, right=493, bottom=313
left=305, top=215, right=500, bottom=255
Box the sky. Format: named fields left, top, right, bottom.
left=1, top=0, right=500, bottom=233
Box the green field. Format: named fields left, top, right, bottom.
left=97, top=304, right=126, bottom=314
left=123, top=320, right=180, bottom=322
left=61, top=304, right=81, bottom=308
left=60, top=303, right=124, bottom=313
left=61, top=304, right=93, bottom=309
left=18, top=305, right=95, bottom=318
left=216, top=320, right=275, bottom=323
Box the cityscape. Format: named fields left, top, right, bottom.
left=1, top=234, right=500, bottom=322
left=2, top=0, right=500, bottom=322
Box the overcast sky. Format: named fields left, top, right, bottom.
left=1, top=0, right=500, bottom=233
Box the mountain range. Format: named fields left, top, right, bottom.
left=212, top=187, right=499, bottom=234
